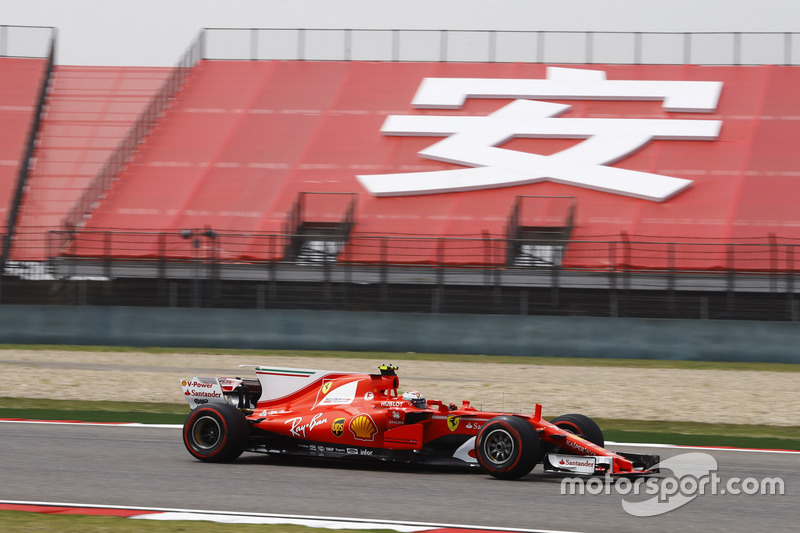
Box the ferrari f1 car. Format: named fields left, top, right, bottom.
left=180, top=364, right=659, bottom=479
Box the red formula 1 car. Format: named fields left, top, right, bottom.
left=180, top=364, right=659, bottom=479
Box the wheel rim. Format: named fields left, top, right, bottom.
left=483, top=428, right=514, bottom=464
left=191, top=415, right=222, bottom=450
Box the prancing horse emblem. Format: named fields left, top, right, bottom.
left=447, top=416, right=460, bottom=432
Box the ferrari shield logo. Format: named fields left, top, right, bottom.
left=447, top=416, right=460, bottom=432
left=321, top=382, right=332, bottom=395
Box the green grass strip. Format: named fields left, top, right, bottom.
left=0, top=397, right=186, bottom=424
left=595, top=418, right=800, bottom=450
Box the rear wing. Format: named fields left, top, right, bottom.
left=180, top=377, right=227, bottom=409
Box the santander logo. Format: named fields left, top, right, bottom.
left=560, top=458, right=594, bottom=468
left=357, top=67, right=723, bottom=202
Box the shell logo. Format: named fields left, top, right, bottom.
left=349, top=414, right=377, bottom=441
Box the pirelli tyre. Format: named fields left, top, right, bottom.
left=549, top=413, right=604, bottom=448
left=183, top=403, right=249, bottom=462
left=475, top=415, right=541, bottom=480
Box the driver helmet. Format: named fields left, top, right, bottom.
left=402, top=390, right=427, bottom=409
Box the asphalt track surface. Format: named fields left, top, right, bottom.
left=0, top=421, right=796, bottom=533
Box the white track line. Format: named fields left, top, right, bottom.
left=0, top=420, right=182, bottom=428
left=0, top=499, right=579, bottom=533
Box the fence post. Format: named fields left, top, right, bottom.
left=103, top=231, right=112, bottom=279
left=192, top=233, right=200, bottom=308
left=380, top=237, right=388, bottom=305
left=342, top=237, right=351, bottom=309
left=199, top=28, right=207, bottom=60
left=269, top=234, right=277, bottom=302
left=78, top=279, right=87, bottom=306
left=491, top=237, right=502, bottom=309
left=433, top=237, right=445, bottom=313
left=683, top=32, right=692, bottom=64
left=483, top=231, right=491, bottom=286
left=392, top=29, right=400, bottom=61
left=207, top=228, right=218, bottom=307
left=769, top=233, right=777, bottom=294
left=785, top=32, right=792, bottom=66
left=158, top=232, right=167, bottom=304
left=298, top=28, right=306, bottom=60
left=550, top=240, right=561, bottom=306
left=787, top=245, right=796, bottom=321
left=585, top=31, right=593, bottom=63
left=609, top=240, right=618, bottom=317
left=102, top=231, right=112, bottom=304
left=344, top=29, right=352, bottom=61
left=323, top=235, right=332, bottom=306
left=634, top=32, right=642, bottom=64
left=726, top=243, right=735, bottom=314
left=668, top=242, right=676, bottom=314
left=250, top=27, right=258, bottom=61
left=536, top=31, right=544, bottom=63
left=0, top=233, right=5, bottom=303
left=621, top=231, right=631, bottom=292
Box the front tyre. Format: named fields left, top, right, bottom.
left=475, top=416, right=541, bottom=480
left=549, top=413, right=604, bottom=448
left=183, top=403, right=249, bottom=462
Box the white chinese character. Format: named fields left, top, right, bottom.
left=357, top=67, right=723, bottom=202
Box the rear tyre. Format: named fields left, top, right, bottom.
left=549, top=413, right=604, bottom=448
left=183, top=403, right=249, bottom=462
left=475, top=416, right=541, bottom=480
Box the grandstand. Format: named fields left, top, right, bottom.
left=3, top=26, right=800, bottom=320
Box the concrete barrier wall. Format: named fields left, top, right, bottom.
left=1, top=305, right=799, bottom=363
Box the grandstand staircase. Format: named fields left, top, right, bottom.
left=284, top=192, right=357, bottom=263
left=506, top=196, right=576, bottom=267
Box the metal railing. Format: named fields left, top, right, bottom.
left=507, top=196, right=576, bottom=231
left=202, top=28, right=800, bottom=65
left=59, top=30, right=206, bottom=243
left=0, top=31, right=56, bottom=285
left=5, top=228, right=791, bottom=320
left=41, top=228, right=800, bottom=274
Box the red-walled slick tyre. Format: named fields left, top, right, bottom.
left=475, top=415, right=541, bottom=480
left=183, top=403, right=249, bottom=462
left=550, top=413, right=604, bottom=448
